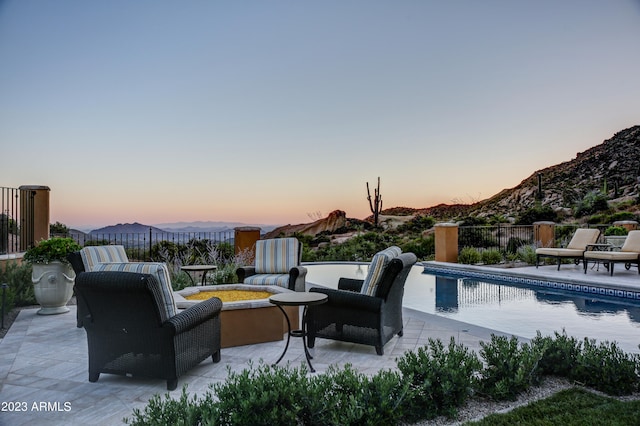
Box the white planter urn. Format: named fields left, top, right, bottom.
left=32, top=261, right=76, bottom=315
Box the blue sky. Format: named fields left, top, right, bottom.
left=1, top=1, right=639, bottom=229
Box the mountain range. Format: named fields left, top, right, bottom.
left=80, top=125, right=640, bottom=235
left=384, top=125, right=640, bottom=221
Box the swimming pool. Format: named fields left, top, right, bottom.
left=304, top=263, right=640, bottom=354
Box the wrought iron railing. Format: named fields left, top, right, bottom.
left=458, top=225, right=535, bottom=253
left=67, top=229, right=235, bottom=261
left=0, top=186, right=21, bottom=255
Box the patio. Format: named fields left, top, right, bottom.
left=1, top=263, right=639, bottom=425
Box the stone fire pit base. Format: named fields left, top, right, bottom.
left=174, top=284, right=299, bottom=348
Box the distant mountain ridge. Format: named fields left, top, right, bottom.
left=384, top=125, right=640, bottom=222
left=87, top=221, right=278, bottom=235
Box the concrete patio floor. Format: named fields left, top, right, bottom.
left=1, top=262, right=638, bottom=425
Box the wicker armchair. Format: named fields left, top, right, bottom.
left=307, top=252, right=417, bottom=355
left=74, top=271, right=222, bottom=390
left=236, top=237, right=307, bottom=291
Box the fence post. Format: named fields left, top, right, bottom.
left=613, top=220, right=638, bottom=232
left=435, top=222, right=458, bottom=263
left=18, top=185, right=50, bottom=249
left=234, top=227, right=261, bottom=263
left=533, top=221, right=555, bottom=248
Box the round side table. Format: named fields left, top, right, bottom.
left=269, top=292, right=328, bottom=372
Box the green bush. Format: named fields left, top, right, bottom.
left=479, top=335, right=543, bottom=401
left=515, top=204, right=558, bottom=225
left=574, top=191, right=609, bottom=218
left=0, top=261, right=34, bottom=309
left=458, top=247, right=481, bottom=264
left=481, top=249, right=502, bottom=265
left=610, top=211, right=637, bottom=222
left=396, top=215, right=436, bottom=233
left=400, top=235, right=435, bottom=259
left=604, top=225, right=628, bottom=236
left=516, top=245, right=537, bottom=265
left=505, top=237, right=527, bottom=254
left=531, top=331, right=581, bottom=377
left=571, top=339, right=640, bottom=396
left=397, top=338, right=482, bottom=421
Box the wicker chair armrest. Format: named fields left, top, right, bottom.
left=310, top=287, right=381, bottom=313
left=236, top=266, right=256, bottom=282
left=290, top=265, right=307, bottom=278
left=165, top=297, right=222, bottom=334
left=338, top=277, right=364, bottom=292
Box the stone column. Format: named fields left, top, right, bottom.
left=19, top=185, right=50, bottom=249
left=533, top=221, right=555, bottom=248
left=234, top=226, right=261, bottom=263
left=435, top=223, right=458, bottom=263
left=613, top=220, right=638, bottom=232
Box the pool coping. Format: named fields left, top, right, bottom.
left=423, top=261, right=640, bottom=301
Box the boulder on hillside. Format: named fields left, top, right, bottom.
left=263, top=210, right=348, bottom=239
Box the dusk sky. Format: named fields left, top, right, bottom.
left=1, top=1, right=639, bottom=230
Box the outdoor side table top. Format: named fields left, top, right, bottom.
left=180, top=265, right=217, bottom=286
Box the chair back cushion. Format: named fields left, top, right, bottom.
left=360, top=246, right=402, bottom=296
left=80, top=245, right=129, bottom=271
left=92, top=262, right=177, bottom=321
left=621, top=230, right=640, bottom=252
left=254, top=238, right=300, bottom=274
left=566, top=228, right=600, bottom=250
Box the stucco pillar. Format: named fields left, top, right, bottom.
left=234, top=226, right=261, bottom=263
left=19, top=185, right=50, bottom=249
left=613, top=220, right=638, bottom=232
left=534, top=221, right=555, bottom=248
left=435, top=223, right=458, bottom=263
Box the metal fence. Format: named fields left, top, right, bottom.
left=67, top=229, right=236, bottom=261
left=458, top=225, right=535, bottom=253
left=458, top=223, right=614, bottom=254
left=0, top=186, right=21, bottom=255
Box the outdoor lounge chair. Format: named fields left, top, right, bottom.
left=306, top=247, right=417, bottom=355
left=68, top=245, right=131, bottom=327
left=583, top=230, right=640, bottom=275
left=236, top=237, right=307, bottom=292
left=535, top=228, right=600, bottom=270
left=74, top=270, right=222, bottom=391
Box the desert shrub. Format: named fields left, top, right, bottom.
left=400, top=235, right=435, bottom=259
left=303, top=365, right=407, bottom=426
left=574, top=191, right=609, bottom=218
left=515, top=204, right=558, bottom=225
left=209, top=363, right=308, bottom=425
left=531, top=331, right=582, bottom=377
left=312, top=232, right=398, bottom=262
left=604, top=225, right=628, bottom=236
left=505, top=237, right=527, bottom=254
left=396, top=215, right=436, bottom=233
left=481, top=249, right=502, bottom=265
left=458, top=247, right=481, bottom=264
left=397, top=338, right=482, bottom=421
left=610, top=211, right=637, bottom=222
left=516, top=245, right=537, bottom=265
left=0, top=261, right=34, bottom=309
left=571, top=339, right=640, bottom=396
left=586, top=213, right=610, bottom=224
left=126, top=386, right=204, bottom=426
left=479, top=335, right=543, bottom=401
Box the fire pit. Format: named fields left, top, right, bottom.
left=174, top=284, right=299, bottom=348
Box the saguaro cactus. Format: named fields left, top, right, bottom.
left=367, top=177, right=383, bottom=226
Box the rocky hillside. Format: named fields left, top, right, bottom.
left=261, top=125, right=640, bottom=237
left=390, top=125, right=640, bottom=222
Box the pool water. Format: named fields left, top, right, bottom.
left=305, top=263, right=640, bottom=354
